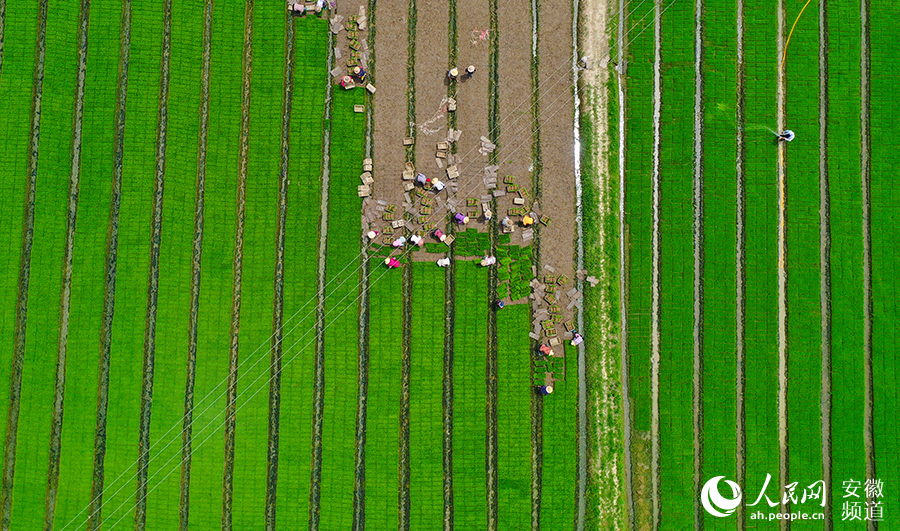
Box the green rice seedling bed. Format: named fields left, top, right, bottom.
left=410, top=263, right=444, bottom=530
left=231, top=1, right=286, bottom=525
left=827, top=0, right=867, bottom=510
left=277, top=15, right=330, bottom=529
left=624, top=0, right=656, bottom=434
left=8, top=6, right=77, bottom=527
left=657, top=2, right=695, bottom=524
left=364, top=269, right=402, bottom=529
left=541, top=344, right=577, bottom=530
left=700, top=6, right=737, bottom=525
left=782, top=1, right=823, bottom=503
left=742, top=1, right=779, bottom=515
left=141, top=5, right=202, bottom=527
left=101, top=3, right=164, bottom=524
left=48, top=1, right=127, bottom=526
left=182, top=3, right=244, bottom=527
left=870, top=9, right=900, bottom=512
left=453, top=265, right=488, bottom=529
left=0, top=0, right=40, bottom=469
left=496, top=304, right=531, bottom=530
left=319, top=86, right=365, bottom=530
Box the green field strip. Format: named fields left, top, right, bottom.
left=182, top=0, right=243, bottom=526
left=229, top=1, right=286, bottom=528
left=409, top=263, right=444, bottom=531
left=3, top=2, right=72, bottom=527
left=363, top=269, right=402, bottom=530
left=743, top=2, right=780, bottom=523
left=782, top=1, right=823, bottom=514
left=47, top=0, right=121, bottom=526
left=699, top=4, right=736, bottom=529
left=318, top=86, right=364, bottom=530
left=496, top=304, right=530, bottom=531
left=870, top=5, right=900, bottom=520
left=656, top=2, right=695, bottom=526
left=275, top=15, right=329, bottom=531
left=826, top=0, right=865, bottom=520
left=140, top=1, right=202, bottom=528
left=623, top=0, right=656, bottom=434
left=540, top=344, right=577, bottom=530
left=452, top=265, right=488, bottom=529
left=0, top=1, right=37, bottom=476
left=98, top=1, right=163, bottom=526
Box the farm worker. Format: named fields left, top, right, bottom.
left=315, top=0, right=326, bottom=12
left=433, top=229, right=447, bottom=242
left=777, top=129, right=795, bottom=142
left=432, top=179, right=445, bottom=192
left=353, top=66, right=368, bottom=82
left=290, top=3, right=305, bottom=13
left=416, top=173, right=428, bottom=186
left=340, top=75, right=354, bottom=89
left=366, top=230, right=379, bottom=240
left=522, top=214, right=535, bottom=226
left=496, top=300, right=505, bottom=309
left=454, top=213, right=469, bottom=224
left=448, top=67, right=459, bottom=80
left=501, top=216, right=513, bottom=229
left=539, top=385, right=554, bottom=395
left=465, top=65, right=476, bottom=77
left=384, top=256, right=401, bottom=268
left=483, top=207, right=492, bottom=221
left=392, top=236, right=407, bottom=248
left=539, top=344, right=552, bottom=356
left=410, top=234, right=424, bottom=246
left=571, top=332, right=584, bottom=346
left=437, top=257, right=451, bottom=267
left=480, top=256, right=496, bottom=267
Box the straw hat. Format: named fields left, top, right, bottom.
left=449, top=68, right=459, bottom=77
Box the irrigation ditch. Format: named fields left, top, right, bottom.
left=0, top=0, right=46, bottom=527
left=221, top=1, right=255, bottom=528
left=691, top=0, right=705, bottom=527
left=817, top=0, right=832, bottom=526
left=308, top=20, right=336, bottom=531
left=85, top=1, right=131, bottom=529
left=530, top=0, right=543, bottom=528
left=44, top=0, right=90, bottom=527
left=135, top=2, right=172, bottom=528
left=734, top=0, right=747, bottom=526
left=265, top=10, right=296, bottom=531
left=179, top=0, right=213, bottom=528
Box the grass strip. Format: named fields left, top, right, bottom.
left=452, top=265, right=488, bottom=529
left=657, top=2, right=695, bottom=527
left=177, top=0, right=212, bottom=528
left=870, top=1, right=900, bottom=522
left=318, top=86, right=365, bottom=530
left=690, top=0, right=704, bottom=525
left=48, top=1, right=120, bottom=526
left=699, top=3, right=737, bottom=529
left=275, top=15, right=329, bottom=531
left=363, top=268, right=401, bottom=530
left=496, top=304, right=530, bottom=531
left=44, top=0, right=89, bottom=526
left=409, top=263, right=444, bottom=531
left=0, top=1, right=46, bottom=526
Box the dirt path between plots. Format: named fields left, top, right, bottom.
left=649, top=3, right=662, bottom=528
left=0, top=1, right=46, bottom=527
left=776, top=0, right=790, bottom=527
left=44, top=1, right=90, bottom=526
left=816, top=1, right=832, bottom=528
left=734, top=0, right=747, bottom=527
left=576, top=0, right=626, bottom=526
left=179, top=1, right=212, bottom=529
left=0, top=0, right=6, bottom=79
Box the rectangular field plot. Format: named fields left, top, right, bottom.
left=541, top=344, right=577, bottom=530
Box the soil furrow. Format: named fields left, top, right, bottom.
left=616, top=0, right=635, bottom=526
left=649, top=1, right=662, bottom=528
left=134, top=2, right=172, bottom=527
left=775, top=0, right=789, bottom=525
left=221, top=2, right=253, bottom=529
left=86, top=2, right=131, bottom=528
left=486, top=2, right=500, bottom=529
left=817, top=0, right=832, bottom=528
left=43, top=1, right=90, bottom=527
left=734, top=0, right=746, bottom=527
left=859, top=0, right=875, bottom=527
left=308, top=26, right=335, bottom=531
left=179, top=1, right=213, bottom=529
left=0, top=1, right=47, bottom=527
left=691, top=0, right=705, bottom=527
left=266, top=11, right=294, bottom=531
